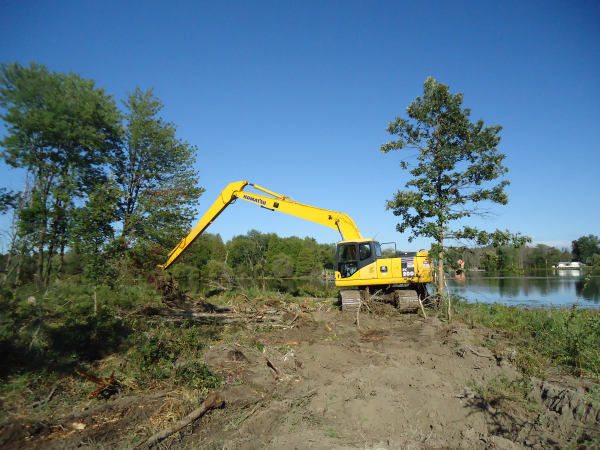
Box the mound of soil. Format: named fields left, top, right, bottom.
left=1, top=310, right=598, bottom=449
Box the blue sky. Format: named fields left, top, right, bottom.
left=0, top=0, right=598, bottom=252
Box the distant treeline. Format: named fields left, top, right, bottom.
left=2, top=229, right=598, bottom=287
left=0, top=229, right=336, bottom=285
left=446, top=235, right=600, bottom=271
left=165, top=230, right=336, bottom=281
left=1, top=63, right=598, bottom=288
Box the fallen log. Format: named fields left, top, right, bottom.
left=131, top=391, right=223, bottom=450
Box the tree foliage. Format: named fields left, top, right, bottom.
left=381, top=77, right=529, bottom=296
left=116, top=88, right=205, bottom=262
left=0, top=63, right=208, bottom=285
left=0, top=188, right=18, bottom=214
left=572, top=235, right=600, bottom=266
left=170, top=230, right=335, bottom=281
left=0, top=62, right=121, bottom=284
left=70, top=180, right=124, bottom=285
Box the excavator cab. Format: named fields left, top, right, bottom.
left=336, top=239, right=380, bottom=278
left=335, top=239, right=431, bottom=288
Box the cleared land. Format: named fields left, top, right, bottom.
left=1, top=290, right=599, bottom=450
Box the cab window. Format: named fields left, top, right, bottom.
left=374, top=242, right=382, bottom=258
left=339, top=244, right=357, bottom=262
left=338, top=244, right=358, bottom=278
left=359, top=243, right=371, bottom=260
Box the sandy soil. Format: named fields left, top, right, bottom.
left=1, top=309, right=599, bottom=450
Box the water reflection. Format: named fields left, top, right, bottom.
left=446, top=268, right=600, bottom=307
left=454, top=272, right=466, bottom=285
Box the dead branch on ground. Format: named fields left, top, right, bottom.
left=76, top=369, right=120, bottom=399
left=28, top=383, right=59, bottom=408
left=131, top=391, right=223, bottom=450
left=263, top=348, right=281, bottom=379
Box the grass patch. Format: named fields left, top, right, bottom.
left=453, top=296, right=600, bottom=379
left=0, top=279, right=226, bottom=425
left=468, top=374, right=539, bottom=417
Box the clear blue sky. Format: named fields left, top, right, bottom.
left=1, top=0, right=598, bottom=252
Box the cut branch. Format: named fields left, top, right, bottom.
left=131, top=391, right=223, bottom=450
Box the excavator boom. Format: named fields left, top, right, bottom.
left=159, top=181, right=362, bottom=269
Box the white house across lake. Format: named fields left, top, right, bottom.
left=553, top=262, right=585, bottom=268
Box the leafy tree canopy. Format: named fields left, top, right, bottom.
left=0, top=62, right=122, bottom=284
left=572, top=235, right=600, bottom=265
left=381, top=77, right=530, bottom=296
left=0, top=188, right=18, bottom=214
left=116, top=87, right=205, bottom=266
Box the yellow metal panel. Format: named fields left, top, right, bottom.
left=391, top=258, right=402, bottom=278
left=359, top=261, right=377, bottom=280
left=234, top=191, right=362, bottom=241
left=335, top=253, right=433, bottom=287
left=376, top=258, right=392, bottom=279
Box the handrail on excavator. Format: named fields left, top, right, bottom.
left=159, top=181, right=362, bottom=270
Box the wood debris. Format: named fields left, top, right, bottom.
left=75, top=369, right=120, bottom=399
left=263, top=348, right=281, bottom=379
left=28, top=383, right=59, bottom=408
left=131, top=391, right=223, bottom=450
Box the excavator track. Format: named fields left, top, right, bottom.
left=339, top=290, right=362, bottom=312
left=392, top=288, right=421, bottom=312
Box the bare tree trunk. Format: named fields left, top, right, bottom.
left=56, top=242, right=65, bottom=280
left=44, top=242, right=55, bottom=286
left=3, top=227, right=18, bottom=286
left=35, top=176, right=51, bottom=285
left=4, top=176, right=31, bottom=285
left=44, top=198, right=64, bottom=286
left=15, top=254, right=23, bottom=286
left=37, top=238, right=45, bottom=285
left=437, top=246, right=445, bottom=301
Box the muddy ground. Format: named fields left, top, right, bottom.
left=1, top=308, right=599, bottom=450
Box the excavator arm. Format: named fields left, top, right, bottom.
left=159, top=181, right=362, bottom=269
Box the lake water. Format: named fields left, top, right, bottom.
left=445, top=269, right=600, bottom=308
left=183, top=268, right=600, bottom=308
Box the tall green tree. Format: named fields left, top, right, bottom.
left=0, top=62, right=121, bottom=284
left=271, top=253, right=294, bottom=278
left=70, top=180, right=124, bottom=285
left=295, top=238, right=323, bottom=276
left=381, top=77, right=529, bottom=299
left=116, top=87, right=205, bottom=270
left=572, top=235, right=600, bottom=265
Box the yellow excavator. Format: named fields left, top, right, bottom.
left=159, top=181, right=432, bottom=310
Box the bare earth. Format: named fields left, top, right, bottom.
left=1, top=309, right=599, bottom=450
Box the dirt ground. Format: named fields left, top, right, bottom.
left=1, top=309, right=599, bottom=450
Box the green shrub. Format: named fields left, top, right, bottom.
left=454, top=300, right=600, bottom=379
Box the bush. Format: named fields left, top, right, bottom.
left=129, top=322, right=222, bottom=389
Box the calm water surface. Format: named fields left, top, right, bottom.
left=445, top=269, right=600, bottom=308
